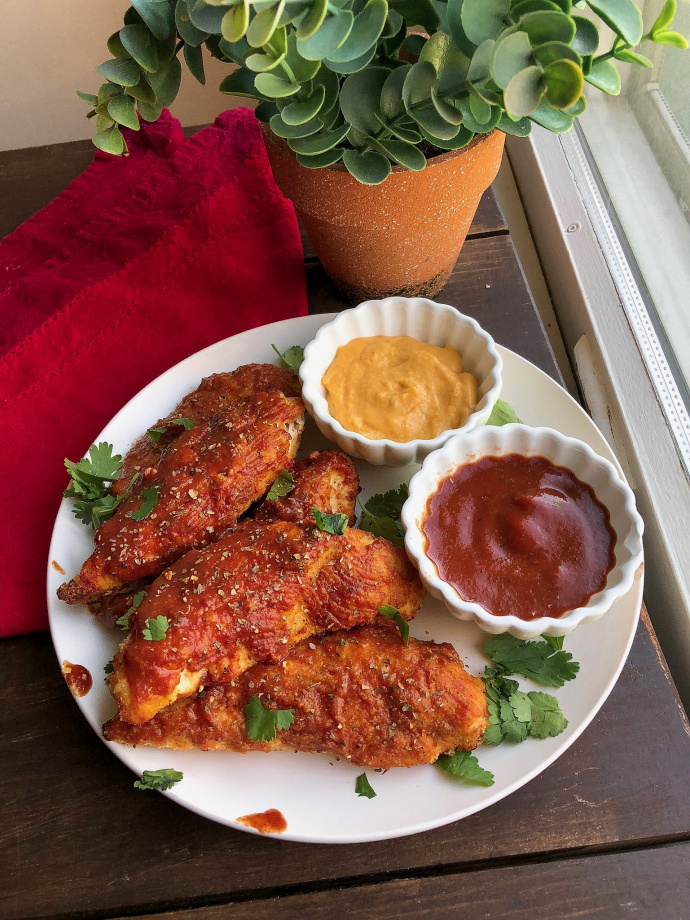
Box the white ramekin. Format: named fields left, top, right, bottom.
left=299, top=297, right=503, bottom=466
left=401, top=424, right=644, bottom=638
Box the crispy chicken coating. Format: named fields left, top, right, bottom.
left=108, top=520, right=425, bottom=724
left=57, top=387, right=304, bottom=606
left=104, top=624, right=489, bottom=768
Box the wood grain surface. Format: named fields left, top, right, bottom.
left=2, top=128, right=690, bottom=920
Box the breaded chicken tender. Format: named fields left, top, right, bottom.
left=104, top=624, right=489, bottom=768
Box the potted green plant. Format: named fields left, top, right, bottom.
left=79, top=0, right=687, bottom=301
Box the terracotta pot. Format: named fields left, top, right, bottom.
left=263, top=128, right=505, bottom=303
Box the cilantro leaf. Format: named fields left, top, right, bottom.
left=355, top=773, right=377, bottom=798
left=526, top=691, right=569, bottom=738
left=142, top=615, right=170, bottom=642
left=115, top=590, right=146, bottom=630
left=71, top=493, right=121, bottom=528
left=485, top=399, right=522, bottom=426
left=497, top=697, right=528, bottom=743
left=64, top=442, right=122, bottom=486
left=378, top=605, right=409, bottom=644
left=64, top=442, right=126, bottom=528
left=436, top=750, right=495, bottom=786
left=103, top=660, right=114, bottom=675
left=483, top=634, right=580, bottom=688
left=362, top=484, right=408, bottom=519
left=357, top=485, right=408, bottom=547
left=133, top=768, right=183, bottom=791
left=244, top=694, right=295, bottom=742
left=267, top=469, right=295, bottom=500
left=312, top=507, right=348, bottom=535
left=271, top=343, right=304, bottom=374
left=542, top=635, right=564, bottom=651
left=146, top=417, right=195, bottom=442
left=130, top=486, right=160, bottom=521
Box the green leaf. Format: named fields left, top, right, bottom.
left=504, top=65, right=544, bottom=117
left=130, top=0, right=175, bottom=40
left=564, top=93, right=586, bottom=114
left=92, top=123, right=125, bottom=154
left=431, top=89, right=464, bottom=125
left=218, top=35, right=251, bottom=64
left=542, top=634, right=564, bottom=650
left=341, top=66, right=390, bottom=135
left=378, top=604, right=410, bottom=643
left=271, top=342, right=304, bottom=372
left=436, top=750, right=495, bottom=786
left=380, top=64, right=409, bottom=119
left=486, top=398, right=522, bottom=425
left=120, top=24, right=159, bottom=72
left=404, top=33, right=427, bottom=55
left=65, top=442, right=123, bottom=486
left=461, top=0, right=511, bottom=44
left=512, top=0, right=563, bottom=14
left=137, top=101, right=164, bottom=122
left=469, top=91, right=492, bottom=123
left=570, top=15, right=599, bottom=54
left=245, top=49, right=286, bottom=72
left=130, top=486, right=160, bottom=521
left=363, top=484, right=409, bottom=520
left=355, top=772, right=377, bottom=798
left=491, top=30, right=533, bottom=88
left=107, top=94, right=140, bottom=130
left=483, top=634, right=580, bottom=687
left=651, top=0, right=677, bottom=35
left=104, top=660, right=114, bottom=675
left=281, top=84, right=326, bottom=124
left=509, top=689, right=533, bottom=722
left=255, top=70, right=300, bottom=97
left=390, top=0, right=441, bottom=34
left=497, top=112, right=532, bottom=134
left=585, top=58, right=621, bottom=95
left=529, top=96, right=574, bottom=130
left=526, top=691, right=568, bottom=737
left=518, top=10, right=576, bottom=44
left=532, top=40, right=581, bottom=66
left=146, top=417, right=196, bottom=442
left=77, top=91, right=99, bottom=106
left=343, top=147, right=392, bottom=184
left=652, top=29, right=689, bottom=48
left=586, top=0, right=642, bottom=45
left=284, top=30, right=322, bottom=82
left=298, top=10, right=355, bottom=60
left=116, top=590, right=146, bottom=630
left=270, top=113, right=324, bottom=137
left=328, top=0, right=388, bottom=62
left=220, top=67, right=269, bottom=100
left=176, top=0, right=210, bottom=45
left=402, top=58, right=435, bottom=105
left=133, top=768, right=183, bottom=791
left=255, top=100, right=281, bottom=122
left=447, top=0, right=478, bottom=56
left=184, top=43, right=207, bottom=83
left=142, top=614, right=170, bottom=641
left=96, top=58, right=141, bottom=87
left=222, top=0, right=250, bottom=42
left=357, top=487, right=407, bottom=544
left=244, top=694, right=295, bottom=742
left=247, top=0, right=285, bottom=47
left=312, top=506, right=349, bottom=534
left=468, top=38, right=496, bottom=81
left=376, top=136, right=429, bottom=169
left=614, top=47, right=652, bottom=67
left=497, top=697, right=528, bottom=742
left=288, top=120, right=350, bottom=154
left=419, top=124, right=475, bottom=148
left=296, top=147, right=345, bottom=167
left=187, top=0, right=227, bottom=33
left=543, top=58, right=583, bottom=107
left=297, top=0, right=329, bottom=39
left=324, top=44, right=377, bottom=73
left=108, top=30, right=130, bottom=59
left=127, top=72, right=158, bottom=104
left=148, top=58, right=182, bottom=107
left=267, top=469, right=295, bottom=499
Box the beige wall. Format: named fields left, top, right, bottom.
left=0, top=0, right=241, bottom=151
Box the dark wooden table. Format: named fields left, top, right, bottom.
left=2, top=137, right=690, bottom=920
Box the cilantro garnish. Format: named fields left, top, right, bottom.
left=355, top=773, right=377, bottom=798
left=133, top=768, right=183, bottom=791
left=115, top=589, right=146, bottom=630
left=357, top=484, right=408, bottom=546
left=543, top=635, right=564, bottom=651
left=271, top=343, right=304, bottom=375
left=483, top=634, right=579, bottom=688
left=244, top=695, right=295, bottom=742
left=526, top=692, right=569, bottom=739
left=486, top=399, right=522, bottom=426
left=146, top=417, right=195, bottom=443
left=64, top=442, right=127, bottom=528
left=142, top=615, right=170, bottom=641
left=130, top=486, right=160, bottom=521
left=436, top=750, right=495, bottom=786
left=267, top=469, right=295, bottom=500
left=103, top=660, right=114, bottom=675
left=312, top=507, right=348, bottom=536
left=378, top=605, right=409, bottom=645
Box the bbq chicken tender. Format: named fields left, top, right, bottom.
left=57, top=387, right=304, bottom=606
left=108, top=520, right=424, bottom=724
left=104, top=624, right=489, bottom=768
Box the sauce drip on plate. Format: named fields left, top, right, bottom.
left=61, top=661, right=93, bottom=697
left=423, top=454, right=616, bottom=621
left=236, top=808, right=287, bottom=834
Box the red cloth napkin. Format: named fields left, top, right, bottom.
left=0, top=106, right=308, bottom=637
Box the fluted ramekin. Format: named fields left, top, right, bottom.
left=299, top=298, right=503, bottom=466
left=401, top=424, right=644, bottom=638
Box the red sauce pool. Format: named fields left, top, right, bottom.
left=236, top=808, right=287, bottom=834
left=423, top=454, right=616, bottom=621
left=61, top=661, right=93, bottom=697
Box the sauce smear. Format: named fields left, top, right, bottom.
left=61, top=661, right=93, bottom=697
left=236, top=808, right=287, bottom=834
left=424, top=454, right=616, bottom=621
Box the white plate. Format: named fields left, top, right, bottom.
left=47, top=313, right=642, bottom=844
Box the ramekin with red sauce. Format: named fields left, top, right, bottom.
left=401, top=425, right=644, bottom=639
